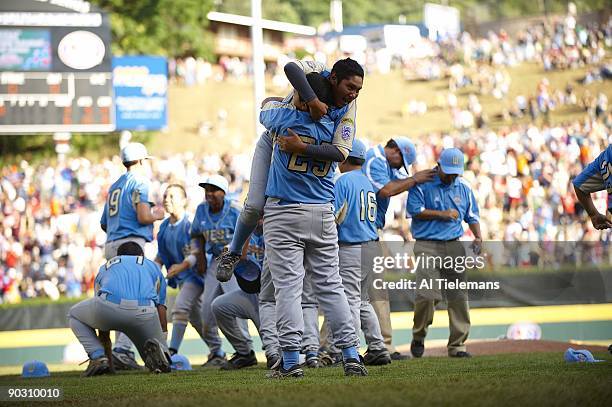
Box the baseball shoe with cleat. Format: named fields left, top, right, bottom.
left=266, top=354, right=281, bottom=370
left=202, top=352, right=227, bottom=368
left=142, top=338, right=172, bottom=373
left=318, top=348, right=342, bottom=367
left=221, top=350, right=258, bottom=370
left=343, top=356, right=368, bottom=377
left=363, top=348, right=392, bottom=366
left=410, top=340, right=425, bottom=358
left=305, top=353, right=321, bottom=368
left=112, top=349, right=143, bottom=371
left=266, top=363, right=304, bottom=379
left=82, top=356, right=113, bottom=377
left=216, top=248, right=241, bottom=282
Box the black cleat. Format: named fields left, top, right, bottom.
left=318, top=349, right=342, bottom=367
left=266, top=363, right=304, bottom=379
left=82, top=357, right=113, bottom=377
left=221, top=350, right=258, bottom=370
left=343, top=356, right=368, bottom=376
left=266, top=354, right=281, bottom=370
left=143, top=338, right=171, bottom=373
left=216, top=248, right=242, bottom=282
left=410, top=340, right=425, bottom=358
left=305, top=353, right=320, bottom=368
left=363, top=348, right=392, bottom=366
left=202, top=353, right=227, bottom=368
left=450, top=351, right=472, bottom=358
left=112, top=350, right=143, bottom=371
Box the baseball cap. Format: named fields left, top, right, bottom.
left=170, top=354, right=192, bottom=371
left=392, top=137, right=416, bottom=172
left=22, top=360, right=50, bottom=378
left=199, top=174, right=229, bottom=194
left=439, top=148, right=465, bottom=175
left=234, top=257, right=261, bottom=294
left=120, top=143, right=153, bottom=163
left=348, top=139, right=367, bottom=160
left=564, top=348, right=604, bottom=363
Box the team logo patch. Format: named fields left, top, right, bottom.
left=453, top=196, right=461, bottom=204
left=340, top=118, right=354, bottom=141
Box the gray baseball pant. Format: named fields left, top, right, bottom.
left=68, top=295, right=167, bottom=360
left=171, top=281, right=218, bottom=351
left=201, top=258, right=252, bottom=355
left=211, top=289, right=259, bottom=354
left=263, top=198, right=359, bottom=352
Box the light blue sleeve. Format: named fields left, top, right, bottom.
left=259, top=101, right=294, bottom=133
left=334, top=177, right=349, bottom=224
left=464, top=188, right=480, bottom=224
left=190, top=206, right=203, bottom=236
left=572, top=149, right=606, bottom=192
left=135, top=178, right=151, bottom=206
left=156, top=221, right=170, bottom=267
left=364, top=157, right=391, bottom=192
left=406, top=185, right=426, bottom=218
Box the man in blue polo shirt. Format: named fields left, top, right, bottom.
left=406, top=148, right=482, bottom=359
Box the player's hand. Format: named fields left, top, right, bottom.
left=151, top=206, right=165, bottom=221
left=590, top=213, right=612, bottom=230
left=444, top=209, right=460, bottom=221
left=412, top=169, right=437, bottom=184
left=279, top=129, right=306, bottom=154
left=307, top=98, right=328, bottom=121
left=471, top=237, right=482, bottom=255
left=167, top=264, right=184, bottom=279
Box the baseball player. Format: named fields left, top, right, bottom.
left=320, top=139, right=391, bottom=366
left=572, top=144, right=612, bottom=230
left=191, top=174, right=252, bottom=367
left=406, top=148, right=482, bottom=358
left=216, top=58, right=363, bottom=280
left=363, top=138, right=436, bottom=359
left=100, top=142, right=165, bottom=370
left=154, top=184, right=212, bottom=356
left=68, top=242, right=171, bottom=376
left=260, top=73, right=365, bottom=378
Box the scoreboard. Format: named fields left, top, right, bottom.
left=0, top=0, right=114, bottom=133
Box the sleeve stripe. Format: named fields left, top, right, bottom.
left=365, top=158, right=385, bottom=190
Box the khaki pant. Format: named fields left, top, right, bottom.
left=412, top=240, right=471, bottom=356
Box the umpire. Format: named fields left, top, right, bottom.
left=406, top=148, right=482, bottom=358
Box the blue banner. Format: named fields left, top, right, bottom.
left=112, top=56, right=167, bottom=130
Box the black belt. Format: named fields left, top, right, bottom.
left=415, top=238, right=460, bottom=242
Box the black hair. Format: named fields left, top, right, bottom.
left=346, top=157, right=365, bottom=166
left=165, top=183, right=187, bottom=199
left=331, top=58, right=364, bottom=83
left=385, top=139, right=398, bottom=149
left=123, top=160, right=139, bottom=169
left=303, top=72, right=334, bottom=106
left=117, top=242, right=144, bottom=256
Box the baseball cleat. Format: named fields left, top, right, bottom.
left=112, top=349, right=144, bottom=370
left=143, top=338, right=172, bottom=373
left=363, top=348, right=392, bottom=366
left=343, top=356, right=368, bottom=377
left=216, top=248, right=241, bottom=282
left=450, top=351, right=472, bottom=358
left=305, top=353, right=321, bottom=368
left=266, top=354, right=281, bottom=370
left=202, top=352, right=227, bottom=368
left=390, top=351, right=411, bottom=360
left=221, top=350, right=258, bottom=370
left=410, top=340, right=425, bottom=358
left=82, top=356, right=113, bottom=377
left=266, top=363, right=304, bottom=379
left=318, top=348, right=342, bottom=367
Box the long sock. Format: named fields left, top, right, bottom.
left=229, top=218, right=257, bottom=254
left=342, top=346, right=359, bottom=361
left=170, top=322, right=187, bottom=352
left=282, top=350, right=300, bottom=370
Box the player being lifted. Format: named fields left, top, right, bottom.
left=216, top=58, right=363, bottom=280
left=99, top=143, right=165, bottom=370
left=260, top=72, right=365, bottom=378
left=572, top=144, right=612, bottom=230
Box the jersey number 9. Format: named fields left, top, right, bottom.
left=360, top=190, right=376, bottom=222
left=108, top=188, right=121, bottom=217
left=287, top=135, right=332, bottom=177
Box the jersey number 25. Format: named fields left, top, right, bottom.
left=287, top=135, right=332, bottom=177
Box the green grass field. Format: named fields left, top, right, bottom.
left=1, top=353, right=610, bottom=406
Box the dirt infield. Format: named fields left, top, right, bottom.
left=417, top=340, right=611, bottom=357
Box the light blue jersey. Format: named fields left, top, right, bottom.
left=573, top=145, right=612, bottom=210
left=157, top=215, right=203, bottom=288
left=95, top=255, right=166, bottom=306
left=191, top=198, right=241, bottom=258
left=363, top=145, right=406, bottom=229
left=247, top=231, right=265, bottom=267
left=100, top=172, right=153, bottom=242
left=334, top=170, right=378, bottom=244
left=261, top=101, right=350, bottom=204
left=407, top=175, right=480, bottom=241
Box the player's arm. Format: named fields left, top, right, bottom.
left=572, top=150, right=612, bottom=230
left=574, top=185, right=612, bottom=229
left=407, top=185, right=458, bottom=221
left=157, top=304, right=168, bottom=333
left=136, top=202, right=164, bottom=225
left=284, top=61, right=328, bottom=120
left=156, top=274, right=168, bottom=333
left=377, top=170, right=436, bottom=198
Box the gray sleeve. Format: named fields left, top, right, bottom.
left=284, top=62, right=317, bottom=103
left=304, top=144, right=345, bottom=162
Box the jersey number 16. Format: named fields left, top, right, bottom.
left=360, top=190, right=376, bottom=222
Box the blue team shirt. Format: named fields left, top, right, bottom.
left=261, top=102, right=343, bottom=204
left=100, top=172, right=153, bottom=242
left=407, top=175, right=480, bottom=241
left=191, top=198, right=241, bottom=258
left=573, top=145, right=612, bottom=210
left=95, top=255, right=166, bottom=306
left=334, top=170, right=378, bottom=244
left=157, top=215, right=203, bottom=288
left=363, top=145, right=406, bottom=229
left=247, top=231, right=265, bottom=267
